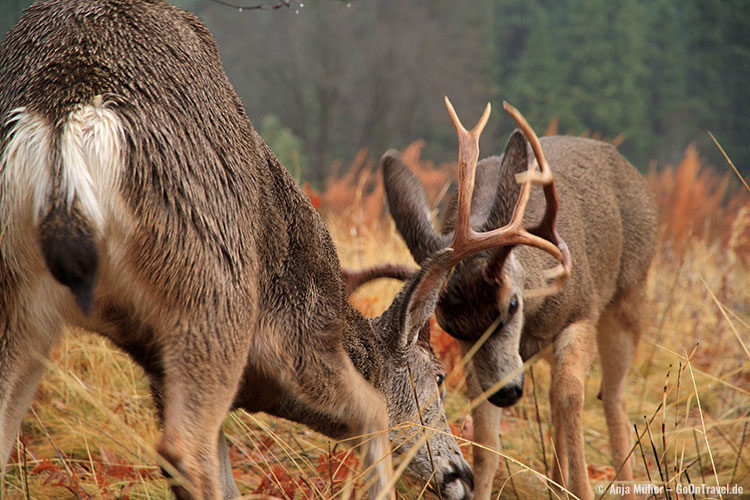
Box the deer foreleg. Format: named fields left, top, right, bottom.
left=155, top=327, right=249, bottom=500
left=466, top=370, right=502, bottom=500
left=549, top=320, right=595, bottom=500
left=597, top=294, right=643, bottom=499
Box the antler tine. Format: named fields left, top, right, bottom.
left=444, top=96, right=466, bottom=135
left=473, top=102, right=492, bottom=137
left=502, top=101, right=553, bottom=185
left=444, top=97, right=492, bottom=263
left=444, top=96, right=490, bottom=135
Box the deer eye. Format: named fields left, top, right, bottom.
left=436, top=374, right=446, bottom=400
left=508, top=295, right=519, bottom=317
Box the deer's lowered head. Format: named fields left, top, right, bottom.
left=265, top=246, right=475, bottom=499
left=364, top=250, right=473, bottom=499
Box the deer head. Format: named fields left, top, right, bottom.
left=381, top=101, right=571, bottom=408
left=364, top=249, right=469, bottom=498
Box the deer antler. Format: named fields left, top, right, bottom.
left=503, top=101, right=571, bottom=296
left=341, top=264, right=418, bottom=296
left=444, top=97, right=571, bottom=296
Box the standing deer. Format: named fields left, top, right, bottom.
left=0, top=2, right=514, bottom=499
left=363, top=102, right=657, bottom=499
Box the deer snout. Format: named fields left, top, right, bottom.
left=437, top=454, right=474, bottom=500
left=487, top=374, right=524, bottom=408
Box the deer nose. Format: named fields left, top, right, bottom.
left=440, top=459, right=474, bottom=499
left=487, top=382, right=523, bottom=407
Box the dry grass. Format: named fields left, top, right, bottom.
left=3, top=145, right=749, bottom=499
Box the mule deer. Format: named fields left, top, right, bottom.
left=0, top=2, right=498, bottom=499
left=363, top=102, right=657, bottom=499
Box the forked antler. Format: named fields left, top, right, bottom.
left=445, top=96, right=571, bottom=296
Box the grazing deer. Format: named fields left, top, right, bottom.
left=0, top=2, right=510, bottom=499
left=359, top=102, right=657, bottom=499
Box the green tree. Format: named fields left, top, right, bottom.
left=606, top=0, right=647, bottom=161
left=717, top=0, right=750, bottom=173
left=506, top=4, right=570, bottom=135
left=682, top=0, right=731, bottom=167
left=643, top=0, right=688, bottom=166
left=560, top=0, right=612, bottom=136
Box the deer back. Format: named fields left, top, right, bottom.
left=0, top=0, right=357, bottom=348
left=499, top=136, right=657, bottom=338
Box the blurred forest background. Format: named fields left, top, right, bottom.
left=1, top=0, right=747, bottom=185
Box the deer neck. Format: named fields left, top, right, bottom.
left=340, top=303, right=386, bottom=390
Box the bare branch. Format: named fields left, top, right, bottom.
left=208, top=0, right=294, bottom=11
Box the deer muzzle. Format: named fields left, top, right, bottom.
left=438, top=457, right=474, bottom=500
left=486, top=373, right=524, bottom=408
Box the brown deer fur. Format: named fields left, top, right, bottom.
left=0, top=2, right=476, bottom=499
left=382, top=131, right=657, bottom=499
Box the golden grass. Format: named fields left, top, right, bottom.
left=3, top=146, right=749, bottom=499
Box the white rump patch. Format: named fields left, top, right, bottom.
left=60, top=95, right=124, bottom=232
left=1, top=107, right=53, bottom=222
left=1, top=97, right=124, bottom=233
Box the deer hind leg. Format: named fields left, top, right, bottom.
left=153, top=326, right=249, bottom=500
left=596, top=290, right=644, bottom=498
left=0, top=346, right=52, bottom=491
left=549, top=319, right=595, bottom=500
left=152, top=378, right=240, bottom=500
left=104, top=308, right=241, bottom=500
left=0, top=357, right=49, bottom=497
left=466, top=369, right=502, bottom=500
left=0, top=276, right=69, bottom=493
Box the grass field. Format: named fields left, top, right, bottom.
left=2, top=144, right=749, bottom=499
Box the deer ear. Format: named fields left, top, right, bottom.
left=481, top=130, right=530, bottom=281
left=482, top=130, right=529, bottom=231
left=379, top=249, right=453, bottom=351
left=382, top=149, right=447, bottom=265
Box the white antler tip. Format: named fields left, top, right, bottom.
left=444, top=95, right=454, bottom=113
left=444, top=96, right=466, bottom=135
left=543, top=264, right=567, bottom=280
left=514, top=169, right=553, bottom=186
left=474, top=102, right=492, bottom=135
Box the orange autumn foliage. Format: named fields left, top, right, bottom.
left=649, top=144, right=749, bottom=256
